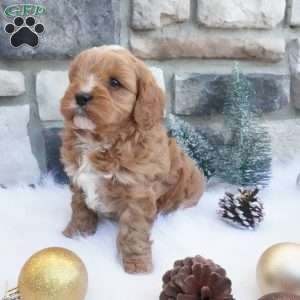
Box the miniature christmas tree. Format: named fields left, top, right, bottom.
left=218, top=188, right=264, bottom=230
left=166, top=114, right=217, bottom=179
left=218, top=64, right=272, bottom=187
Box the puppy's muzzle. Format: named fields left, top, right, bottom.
left=75, top=92, right=93, bottom=107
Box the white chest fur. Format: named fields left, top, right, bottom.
left=73, top=155, right=103, bottom=212
left=65, top=134, right=138, bottom=214
left=69, top=136, right=113, bottom=215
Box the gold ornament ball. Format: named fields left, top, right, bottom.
left=257, top=243, right=300, bottom=296
left=18, top=247, right=88, bottom=300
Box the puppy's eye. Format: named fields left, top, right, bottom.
left=109, top=78, right=121, bottom=88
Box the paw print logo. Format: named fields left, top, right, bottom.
left=4, top=16, right=44, bottom=48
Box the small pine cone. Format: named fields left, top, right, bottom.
left=218, top=188, right=264, bottom=230
left=160, top=256, right=234, bottom=300
left=3, top=288, right=20, bottom=300
left=258, top=293, right=300, bottom=300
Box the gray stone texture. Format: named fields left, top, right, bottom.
left=288, top=39, right=300, bottom=109
left=130, top=30, right=285, bottom=62
left=0, top=105, right=40, bottom=185
left=36, top=70, right=68, bottom=121
left=197, top=0, right=286, bottom=29
left=0, top=70, right=25, bottom=96
left=174, top=73, right=289, bottom=116
left=43, top=127, right=68, bottom=184
left=264, top=119, right=300, bottom=162
left=290, top=0, right=300, bottom=26
left=149, top=66, right=165, bottom=91
left=0, top=0, right=120, bottom=59
left=199, top=119, right=300, bottom=163
left=131, top=0, right=190, bottom=30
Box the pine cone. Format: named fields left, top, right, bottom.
left=160, top=256, right=234, bottom=300
left=3, top=288, right=20, bottom=300
left=258, top=293, right=300, bottom=300
left=218, top=188, right=264, bottom=230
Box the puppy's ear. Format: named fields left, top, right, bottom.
left=133, top=64, right=165, bottom=130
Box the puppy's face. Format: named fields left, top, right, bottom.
left=61, top=46, right=164, bottom=132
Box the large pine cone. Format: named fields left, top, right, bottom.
left=160, top=256, right=234, bottom=300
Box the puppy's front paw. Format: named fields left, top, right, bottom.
left=62, top=218, right=98, bottom=238
left=123, top=256, right=153, bottom=274
left=63, top=223, right=78, bottom=238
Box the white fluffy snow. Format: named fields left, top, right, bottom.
left=0, top=162, right=300, bottom=300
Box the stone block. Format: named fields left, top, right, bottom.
left=36, top=71, right=68, bottom=121
left=197, top=0, right=286, bottom=29
left=149, top=66, right=165, bottom=91
left=131, top=0, right=190, bottom=30
left=0, top=70, right=25, bottom=96
left=43, top=127, right=68, bottom=184
left=130, top=30, right=285, bottom=62
left=0, top=105, right=40, bottom=185
left=290, top=0, right=300, bottom=26
left=174, top=73, right=289, bottom=116
left=0, top=0, right=120, bottom=58
left=265, top=119, right=300, bottom=162
left=288, top=39, right=300, bottom=109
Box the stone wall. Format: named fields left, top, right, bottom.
left=1, top=0, right=300, bottom=184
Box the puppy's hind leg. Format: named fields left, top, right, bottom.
left=181, top=164, right=205, bottom=209
left=63, top=186, right=98, bottom=238
left=158, top=158, right=205, bottom=214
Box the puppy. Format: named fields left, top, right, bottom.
left=60, top=45, right=205, bottom=273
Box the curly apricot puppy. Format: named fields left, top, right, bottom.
left=60, top=45, right=205, bottom=274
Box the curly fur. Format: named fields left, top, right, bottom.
left=60, top=46, right=205, bottom=274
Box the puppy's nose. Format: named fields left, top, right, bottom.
left=75, top=92, right=93, bottom=107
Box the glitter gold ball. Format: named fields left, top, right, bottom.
left=257, top=243, right=300, bottom=296
left=18, top=247, right=88, bottom=300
